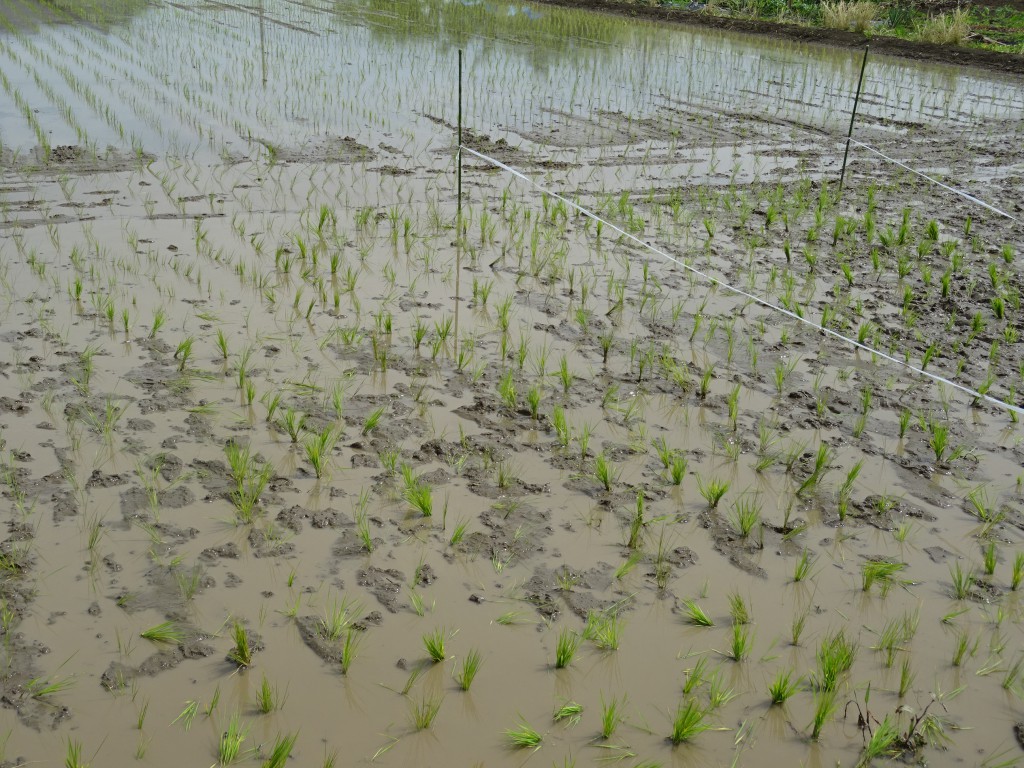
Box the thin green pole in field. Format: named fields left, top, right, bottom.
left=839, top=45, right=869, bottom=195
left=454, top=49, right=463, bottom=359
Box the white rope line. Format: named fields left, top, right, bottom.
left=460, top=144, right=1024, bottom=417
left=848, top=138, right=1018, bottom=222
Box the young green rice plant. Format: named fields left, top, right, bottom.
left=320, top=598, right=360, bottom=641
left=600, top=694, right=626, bottom=739
left=423, top=627, right=448, bottom=663
left=626, top=489, right=645, bottom=549
left=256, top=675, right=279, bottom=713
left=340, top=629, right=360, bottom=675
left=174, top=336, right=195, bottom=372
left=793, top=549, right=814, bottom=582
left=767, top=668, right=802, bottom=705
left=899, top=657, right=915, bottom=698
left=950, top=562, right=974, bottom=599
left=454, top=649, right=482, bottom=691
left=791, top=611, right=808, bottom=646
left=984, top=541, right=998, bottom=576
left=729, top=496, right=761, bottom=539
left=262, top=732, right=298, bottom=768
left=684, top=600, right=714, bottom=627
left=728, top=592, right=750, bottom=625
left=65, top=739, right=87, bottom=768
left=553, top=700, right=583, bottom=726
left=449, top=518, right=469, bottom=547
left=594, top=453, right=617, bottom=493
left=681, top=656, right=708, bottom=694
left=149, top=307, right=166, bottom=339
left=862, top=560, right=906, bottom=595
left=728, top=623, right=752, bottom=661
left=1011, top=552, right=1024, bottom=591
left=558, top=356, right=574, bottom=394
left=303, top=427, right=338, bottom=479
left=526, top=385, right=542, bottom=419
left=810, top=688, right=838, bottom=741
left=505, top=720, right=542, bottom=749
left=218, top=712, right=249, bottom=765
left=697, top=476, right=729, bottom=508
left=410, top=695, right=443, bottom=730
left=583, top=609, right=623, bottom=650
left=404, top=478, right=433, bottom=517
left=280, top=408, right=307, bottom=443
left=669, top=699, right=710, bottom=744
left=952, top=630, right=971, bottom=666
left=227, top=622, right=253, bottom=668
left=669, top=455, right=687, bottom=485
left=815, top=631, right=857, bottom=692
left=551, top=406, right=571, bottom=447
left=141, top=621, right=184, bottom=644
left=172, top=700, right=199, bottom=731
left=797, top=444, right=833, bottom=497
left=555, top=628, right=581, bottom=669
left=356, top=507, right=373, bottom=553
left=927, top=419, right=952, bottom=463
left=362, top=405, right=385, bottom=436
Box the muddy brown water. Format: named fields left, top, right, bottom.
left=1, top=0, right=1023, bottom=766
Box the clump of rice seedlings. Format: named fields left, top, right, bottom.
left=404, top=479, right=433, bottom=517
left=594, top=453, right=617, bottom=492
left=423, top=627, right=449, bottom=663
left=729, top=496, right=761, bottom=538
left=791, top=611, right=808, bottom=646
left=669, top=454, right=687, bottom=485
left=951, top=630, right=971, bottom=666
left=218, top=712, right=249, bottom=764
left=172, top=700, right=199, bottom=730
left=627, top=490, right=645, bottom=549
left=728, top=623, right=752, bottom=661
left=280, top=408, right=307, bottom=443
left=449, top=518, right=469, bottom=547
left=899, top=657, right=915, bottom=697
left=856, top=713, right=898, bottom=766
left=141, top=621, right=184, bottom=644
left=304, top=427, right=338, bottom=479
left=1011, top=552, right=1024, bottom=591
left=505, top=720, right=542, bottom=749
left=320, top=597, right=360, bottom=641
left=614, top=551, right=644, bottom=580
left=810, top=689, right=838, bottom=740
left=410, top=695, right=443, bottom=730
left=682, top=656, right=708, bottom=694
left=224, top=442, right=273, bottom=524
left=552, top=700, right=583, bottom=726
left=728, top=592, right=749, bottom=625
left=552, top=406, right=571, bottom=447
left=767, top=669, right=802, bottom=705
left=600, top=694, right=626, bottom=739
left=684, top=600, right=714, bottom=627
left=555, top=628, right=580, bottom=669
left=340, top=630, right=360, bottom=675
left=950, top=562, right=975, bottom=599
left=862, top=560, right=906, bottom=594
left=454, top=649, right=482, bottom=690
left=793, top=549, right=814, bottom=582
left=65, top=739, right=87, bottom=768
left=362, top=405, right=385, bottom=436
left=797, top=444, right=832, bottom=497
left=262, top=732, right=298, bottom=768
left=696, top=476, right=729, bottom=508
left=227, top=622, right=254, bottom=668
left=983, top=541, right=998, bottom=576
left=256, top=675, right=280, bottom=713
left=815, top=631, right=857, bottom=692
left=707, top=667, right=737, bottom=708
left=583, top=609, right=623, bottom=650
left=669, top=699, right=710, bottom=744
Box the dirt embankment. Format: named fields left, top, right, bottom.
left=536, top=0, right=1024, bottom=75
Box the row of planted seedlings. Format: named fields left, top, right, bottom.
left=1, top=148, right=1022, bottom=766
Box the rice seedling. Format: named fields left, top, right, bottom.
left=815, top=631, right=857, bottom=692
left=256, top=676, right=279, bottom=713
left=583, top=609, right=623, bottom=650
left=862, top=560, right=906, bottom=595
left=856, top=714, right=898, bottom=766
left=729, top=496, right=761, bottom=538
left=796, top=444, right=832, bottom=497
left=423, top=627, right=448, bottom=662
left=141, top=621, right=184, bottom=644
left=952, top=631, right=971, bottom=666
left=218, top=712, right=249, bottom=765
left=669, top=455, right=687, bottom=485
left=65, top=739, right=87, bottom=768
left=320, top=598, right=360, bottom=641
left=683, top=600, right=714, bottom=627
left=362, top=405, right=385, bottom=435
left=767, top=669, right=802, bottom=705
left=172, top=700, right=199, bottom=731
left=227, top=622, right=253, bottom=668
left=553, top=701, right=583, bottom=726
left=505, top=720, right=542, bottom=749
left=555, top=628, right=581, bottom=668
left=696, top=476, right=729, bottom=508
left=1012, top=552, right=1024, bottom=591
left=304, top=427, right=337, bottom=479
left=449, top=518, right=469, bottom=546
left=454, top=649, right=482, bottom=691
left=600, top=694, right=626, bottom=739
left=810, top=689, right=838, bottom=740
left=410, top=694, right=443, bottom=730
left=669, top=699, right=710, bottom=744
left=682, top=656, right=708, bottom=694
left=262, top=733, right=297, bottom=768
left=793, top=549, right=814, bottom=582
left=984, top=541, right=998, bottom=576
left=899, top=657, right=916, bottom=697
left=280, top=408, right=308, bottom=443
left=728, top=592, right=749, bottom=625
left=950, top=563, right=975, bottom=599
left=404, top=480, right=433, bottom=517
left=594, top=453, right=617, bottom=492
left=728, top=623, right=752, bottom=661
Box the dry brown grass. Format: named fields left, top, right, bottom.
left=821, top=0, right=877, bottom=32
left=917, top=7, right=971, bottom=45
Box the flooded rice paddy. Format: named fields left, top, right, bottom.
left=1, top=0, right=1024, bottom=765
